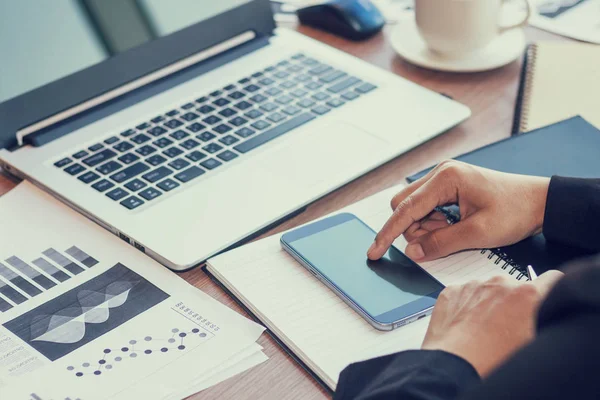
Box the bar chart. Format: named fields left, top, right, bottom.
left=0, top=246, right=99, bottom=313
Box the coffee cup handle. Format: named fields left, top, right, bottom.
left=499, top=0, right=531, bottom=33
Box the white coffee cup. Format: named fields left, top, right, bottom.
left=414, top=0, right=531, bottom=57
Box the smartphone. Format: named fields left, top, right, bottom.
left=280, top=213, right=445, bottom=331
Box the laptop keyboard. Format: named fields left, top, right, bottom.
left=53, top=53, right=378, bottom=211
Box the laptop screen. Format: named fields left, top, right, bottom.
left=0, top=0, right=252, bottom=103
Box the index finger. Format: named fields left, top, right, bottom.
left=367, top=174, right=456, bottom=260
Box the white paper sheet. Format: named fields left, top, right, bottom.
left=0, top=182, right=265, bottom=399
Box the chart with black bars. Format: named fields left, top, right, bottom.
left=0, top=246, right=98, bottom=313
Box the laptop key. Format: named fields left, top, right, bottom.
left=110, top=162, right=150, bottom=183
left=244, top=84, right=260, bottom=92
left=163, top=147, right=184, bottom=158
left=229, top=91, right=246, bottom=99
left=213, top=98, right=230, bottom=107
left=120, top=128, right=136, bottom=137
left=342, top=91, right=360, bottom=101
left=214, top=124, right=232, bottom=134
left=181, top=103, right=195, bottom=110
left=308, top=64, right=332, bottom=75
left=219, top=108, right=237, bottom=117
left=114, top=141, right=134, bottom=152
left=106, top=188, right=129, bottom=201
left=118, top=153, right=140, bottom=164
left=78, top=171, right=100, bottom=184
left=195, top=96, right=209, bottom=104
left=92, top=179, right=114, bottom=192
left=219, top=135, right=239, bottom=146
left=203, top=115, right=222, bottom=125
left=136, top=145, right=156, bottom=156
left=251, top=71, right=263, bottom=78
left=153, top=137, right=173, bottom=148
left=148, top=126, right=167, bottom=137
left=291, top=89, right=308, bottom=98
left=267, top=112, right=287, bottom=123
left=200, top=159, right=222, bottom=170
left=265, top=87, right=283, bottom=96
left=104, top=136, right=119, bottom=144
left=139, top=187, right=162, bottom=201
left=55, top=158, right=72, bottom=168
left=312, top=105, right=331, bottom=115
left=238, top=77, right=250, bottom=84
left=124, top=179, right=147, bottom=191
left=136, top=122, right=150, bottom=130
left=320, top=70, right=347, bottom=83
left=157, top=179, right=180, bottom=192
left=217, top=150, right=238, bottom=162
left=73, top=150, right=88, bottom=159
left=298, top=98, right=316, bottom=108
left=181, top=139, right=200, bottom=150
left=291, top=53, right=305, bottom=60
left=203, top=143, right=223, bottom=154
left=235, top=127, right=255, bottom=138
left=166, top=109, right=179, bottom=117
left=147, top=154, right=167, bottom=166
left=251, top=120, right=271, bottom=130
left=229, top=116, right=248, bottom=126
left=142, top=166, right=173, bottom=183
left=151, top=115, right=165, bottom=123
left=302, top=58, right=319, bottom=66
left=274, top=71, right=289, bottom=79
left=96, top=160, right=123, bottom=175
left=131, top=133, right=151, bottom=144
left=174, top=166, right=205, bottom=183
left=235, top=113, right=316, bottom=154
left=210, top=90, right=223, bottom=97
left=287, top=65, right=303, bottom=73
left=280, top=80, right=297, bottom=89
left=282, top=105, right=301, bottom=115
left=355, top=82, right=377, bottom=93
left=197, top=131, right=216, bottom=142
left=198, top=105, right=215, bottom=114
left=65, top=163, right=85, bottom=175
left=250, top=94, right=268, bottom=103
left=170, top=130, right=189, bottom=140
left=260, top=103, right=278, bottom=112
left=224, top=84, right=236, bottom=91
left=168, top=158, right=190, bottom=170
left=89, top=143, right=104, bottom=152
left=187, top=122, right=205, bottom=133
left=275, top=95, right=294, bottom=105
left=326, top=98, right=345, bottom=108
left=235, top=100, right=253, bottom=110
left=306, top=81, right=323, bottom=91
left=258, top=77, right=275, bottom=86
left=313, top=92, right=330, bottom=101
left=186, top=150, right=207, bottom=162
left=294, top=74, right=312, bottom=83
left=165, top=119, right=183, bottom=129
left=328, top=77, right=361, bottom=93
left=245, top=109, right=263, bottom=119
left=83, top=149, right=117, bottom=167
left=120, top=196, right=144, bottom=210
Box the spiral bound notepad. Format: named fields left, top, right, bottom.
left=514, top=41, right=600, bottom=134
left=206, top=185, right=527, bottom=391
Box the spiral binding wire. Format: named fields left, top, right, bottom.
left=480, top=249, right=530, bottom=281
left=519, top=44, right=539, bottom=133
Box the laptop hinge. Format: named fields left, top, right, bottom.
left=16, top=30, right=262, bottom=148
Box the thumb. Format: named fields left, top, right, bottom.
left=405, top=218, right=486, bottom=262
left=532, top=270, right=564, bottom=299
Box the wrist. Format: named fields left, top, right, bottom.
left=530, top=177, right=551, bottom=235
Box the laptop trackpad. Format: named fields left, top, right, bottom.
left=260, top=121, right=388, bottom=188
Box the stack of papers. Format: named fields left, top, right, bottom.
left=0, top=182, right=266, bottom=399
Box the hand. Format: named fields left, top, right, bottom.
left=422, top=271, right=564, bottom=377
left=367, top=160, right=551, bottom=261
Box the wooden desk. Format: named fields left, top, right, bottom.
left=0, top=22, right=564, bottom=400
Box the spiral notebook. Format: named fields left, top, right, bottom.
left=512, top=41, right=600, bottom=134
left=206, top=185, right=529, bottom=392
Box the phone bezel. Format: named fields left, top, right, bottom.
left=280, top=213, right=444, bottom=331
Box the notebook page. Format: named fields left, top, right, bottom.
left=525, top=42, right=600, bottom=131
left=208, top=185, right=519, bottom=389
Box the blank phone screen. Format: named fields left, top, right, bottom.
left=289, top=218, right=443, bottom=318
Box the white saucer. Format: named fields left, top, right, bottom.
left=390, top=19, right=526, bottom=73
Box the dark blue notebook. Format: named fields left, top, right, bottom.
left=406, top=116, right=600, bottom=273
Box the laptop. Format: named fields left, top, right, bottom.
left=0, top=0, right=470, bottom=271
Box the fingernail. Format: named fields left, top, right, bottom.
left=406, top=243, right=424, bottom=260
left=367, top=242, right=377, bottom=259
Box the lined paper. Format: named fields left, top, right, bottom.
left=208, top=185, right=519, bottom=389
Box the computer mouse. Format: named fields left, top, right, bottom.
left=297, top=0, right=385, bottom=41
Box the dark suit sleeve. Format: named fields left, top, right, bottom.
left=543, top=177, right=600, bottom=251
